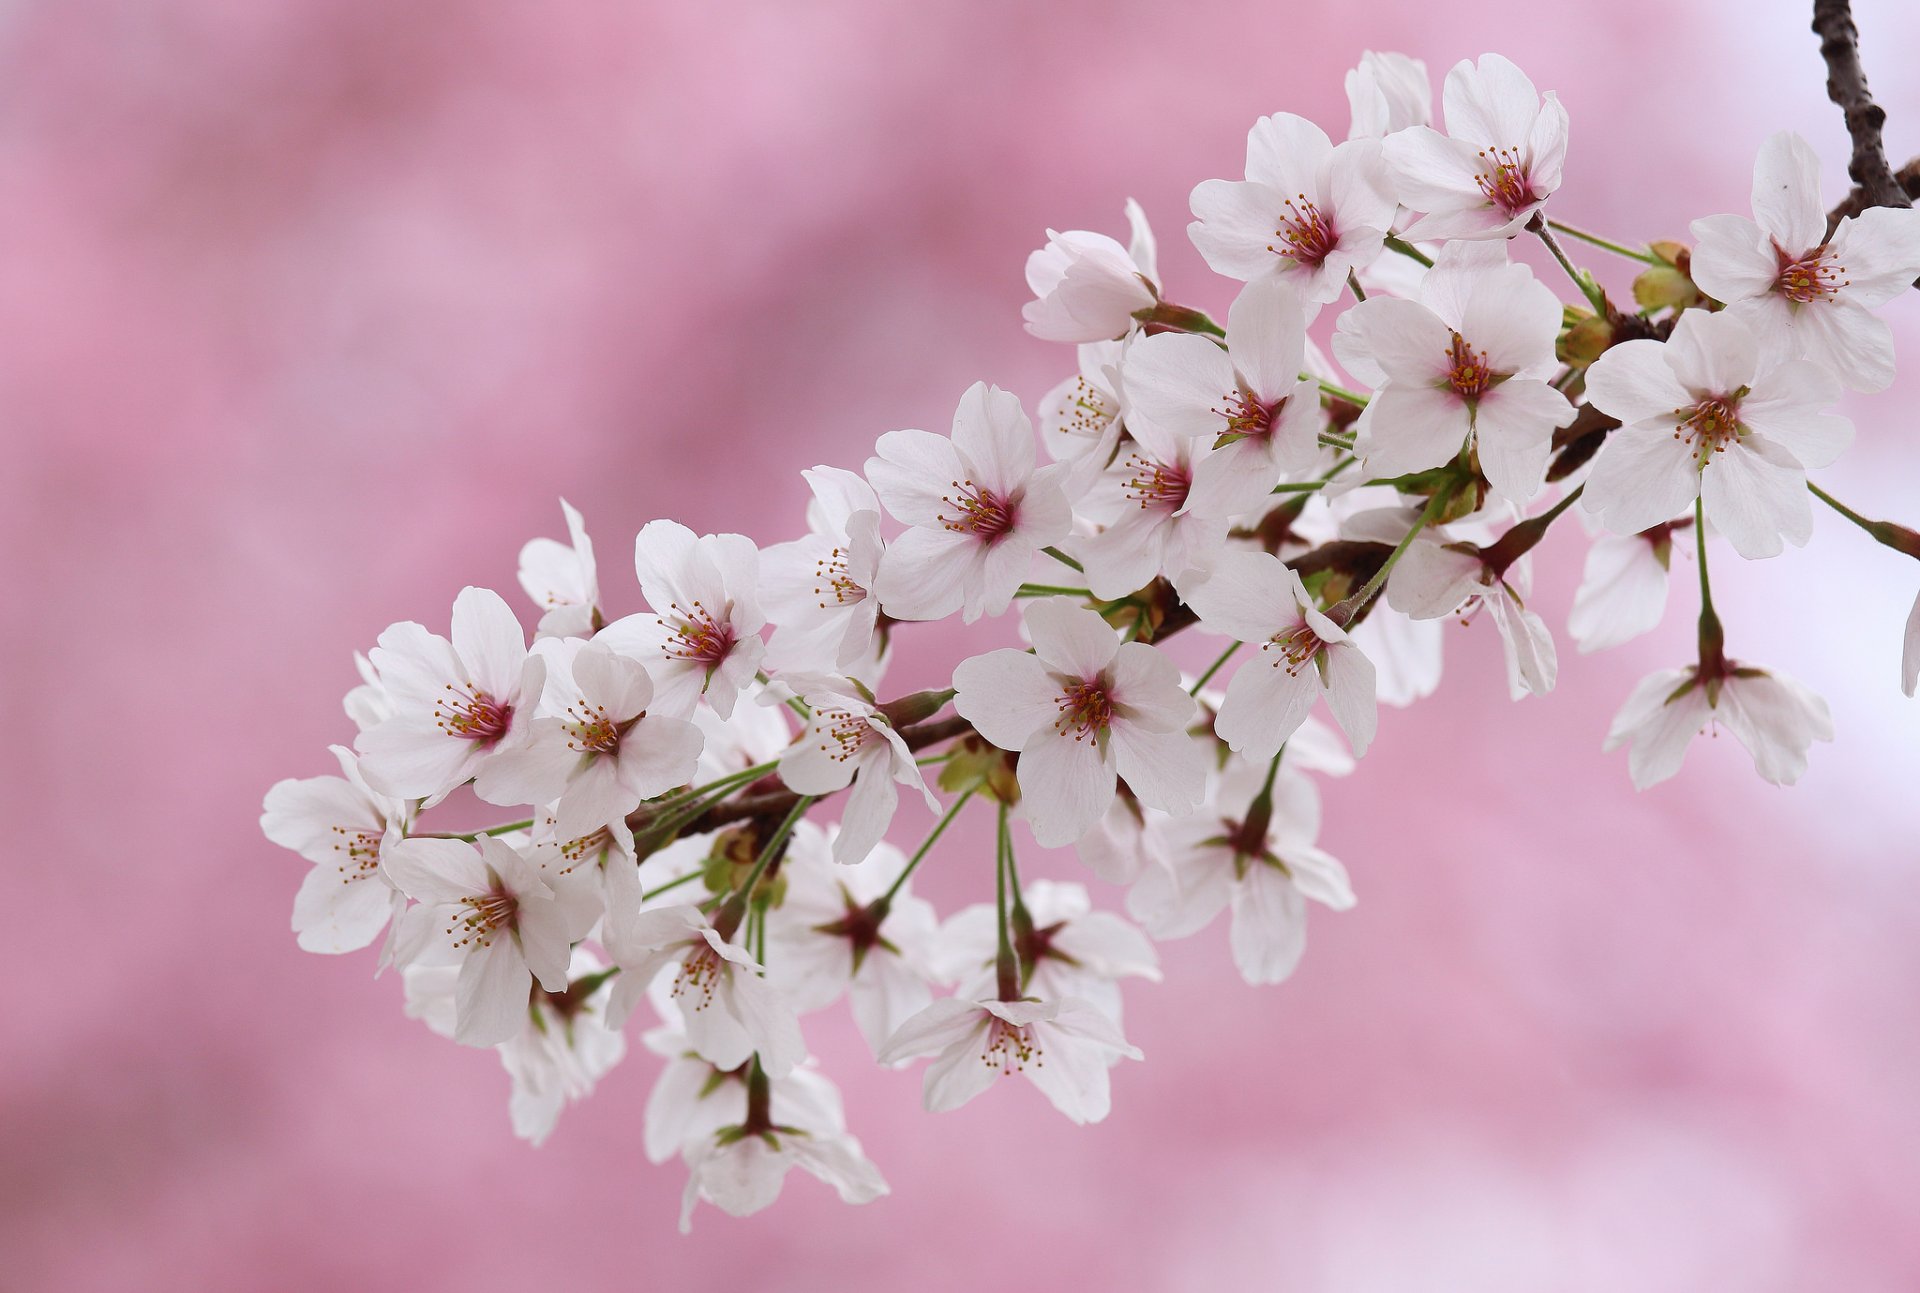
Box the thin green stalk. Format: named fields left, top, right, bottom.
left=1695, top=497, right=1725, bottom=668
left=1042, top=546, right=1085, bottom=573
left=1384, top=235, right=1434, bottom=267
left=1346, top=270, right=1368, bottom=301
left=1545, top=218, right=1658, bottom=265
left=715, top=794, right=814, bottom=937
left=641, top=869, right=704, bottom=902
left=1530, top=216, right=1611, bottom=315
left=1017, top=583, right=1094, bottom=598
left=875, top=786, right=976, bottom=909
left=1189, top=640, right=1241, bottom=695
left=1335, top=488, right=1453, bottom=623
left=994, top=802, right=1020, bottom=1000
left=1314, top=377, right=1370, bottom=407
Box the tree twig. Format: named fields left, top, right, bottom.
left=1812, top=0, right=1910, bottom=211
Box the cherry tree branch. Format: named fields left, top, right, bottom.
left=1813, top=0, right=1911, bottom=212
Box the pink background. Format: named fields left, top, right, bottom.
left=6, top=1, right=1920, bottom=1288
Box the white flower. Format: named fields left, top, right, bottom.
left=1581, top=309, right=1853, bottom=560
left=1039, top=340, right=1129, bottom=496
left=953, top=598, right=1206, bottom=847
left=677, top=1067, right=887, bottom=1232
left=343, top=651, right=391, bottom=732
left=1347, top=604, right=1444, bottom=706
left=1188, top=112, right=1396, bottom=303
left=867, top=381, right=1073, bottom=623
left=1605, top=661, right=1833, bottom=788
left=1346, top=50, right=1432, bottom=140
left=1904, top=591, right=1920, bottom=698
left=1567, top=523, right=1681, bottom=653
left=764, top=824, right=941, bottom=1057
left=403, top=947, right=626, bottom=1147
left=876, top=995, right=1142, bottom=1125
left=1691, top=131, right=1920, bottom=392
left=383, top=837, right=576, bottom=1047
left=477, top=640, right=704, bottom=840
left=1334, top=241, right=1574, bottom=502
left=516, top=499, right=601, bottom=639
left=761, top=467, right=888, bottom=679
left=775, top=680, right=938, bottom=865
left=1074, top=789, right=1171, bottom=886
left=692, top=696, right=792, bottom=783
left=1022, top=199, right=1159, bottom=342
left=1180, top=549, right=1378, bottom=758
left=354, top=586, right=546, bottom=803
left=1383, top=53, right=1567, bottom=240
left=261, top=745, right=411, bottom=955
left=596, top=520, right=767, bottom=719
left=1121, top=277, right=1323, bottom=517
left=1385, top=525, right=1558, bottom=699
left=603, top=904, right=804, bottom=1078
left=1130, top=761, right=1353, bottom=985
left=935, top=880, right=1159, bottom=1024
left=1070, top=417, right=1228, bottom=600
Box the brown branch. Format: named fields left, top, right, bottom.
left=1813, top=0, right=1910, bottom=211
left=1825, top=155, right=1920, bottom=237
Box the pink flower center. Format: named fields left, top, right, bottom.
left=1674, top=394, right=1743, bottom=463
left=1445, top=332, right=1496, bottom=401
left=1473, top=146, right=1538, bottom=217
left=327, top=826, right=383, bottom=883
left=1268, top=193, right=1340, bottom=268
left=448, top=889, right=517, bottom=949
left=814, top=707, right=875, bottom=763
left=1773, top=243, right=1848, bottom=304
left=556, top=827, right=613, bottom=873
left=672, top=942, right=724, bottom=1011
left=939, top=480, right=1018, bottom=540
left=1213, top=389, right=1282, bottom=443
left=665, top=601, right=737, bottom=665
left=980, top=1015, right=1043, bottom=1074
left=434, top=683, right=513, bottom=743
left=1260, top=623, right=1322, bottom=676
left=811, top=547, right=867, bottom=609
left=1122, top=452, right=1191, bottom=514
left=1053, top=376, right=1119, bottom=448
left=1054, top=678, right=1114, bottom=740
left=563, top=699, right=628, bottom=754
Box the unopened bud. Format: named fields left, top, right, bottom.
left=1557, top=312, right=1616, bottom=367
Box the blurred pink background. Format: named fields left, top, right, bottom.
left=5, top=0, right=1920, bottom=1288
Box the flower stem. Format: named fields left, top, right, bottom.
left=758, top=671, right=811, bottom=719
left=1346, top=270, right=1368, bottom=301
left=1544, top=218, right=1658, bottom=264
left=1331, top=487, right=1453, bottom=625
left=995, top=802, right=1021, bottom=1000
left=418, top=819, right=535, bottom=842
left=1189, top=640, right=1241, bottom=695
left=1137, top=301, right=1226, bottom=337
left=1042, top=546, right=1085, bottom=573
left=873, top=785, right=976, bottom=912
left=1017, top=583, right=1094, bottom=598
left=1809, top=481, right=1920, bottom=559
left=715, top=794, right=814, bottom=939
left=1384, top=235, right=1434, bottom=267
left=642, top=869, right=704, bottom=902
left=1529, top=214, right=1612, bottom=315
left=1313, top=377, right=1370, bottom=407
left=1695, top=498, right=1726, bottom=672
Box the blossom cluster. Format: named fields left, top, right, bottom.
left=263, top=50, right=1920, bottom=1228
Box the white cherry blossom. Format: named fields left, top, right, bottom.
left=1605, top=661, right=1833, bottom=788
left=1568, top=523, right=1682, bottom=653
left=1069, top=414, right=1228, bottom=601
left=775, top=679, right=938, bottom=866
left=1346, top=50, right=1432, bottom=140
left=1581, top=309, right=1853, bottom=560
left=261, top=745, right=411, bottom=955
left=935, top=879, right=1159, bottom=1025
left=1691, top=131, right=1920, bottom=392
left=516, top=498, right=601, bottom=639
left=1189, top=112, right=1396, bottom=302
left=1385, top=523, right=1558, bottom=700
left=355, top=586, right=546, bottom=803
left=760, top=467, right=887, bottom=679
left=1121, top=277, right=1323, bottom=517
left=1904, top=592, right=1920, bottom=698
left=597, top=520, right=766, bottom=719
left=1383, top=53, right=1567, bottom=240
left=1180, top=549, right=1378, bottom=757
left=867, top=381, right=1073, bottom=623
left=877, top=994, right=1142, bottom=1125
left=1022, top=199, right=1159, bottom=342
left=953, top=598, right=1206, bottom=847
left=1039, top=339, right=1129, bottom=497
left=1334, top=241, right=1574, bottom=501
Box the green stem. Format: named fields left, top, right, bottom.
left=419, top=819, right=535, bottom=842
left=1808, top=481, right=1920, bottom=559
left=1346, top=269, right=1368, bottom=301
left=642, top=869, right=704, bottom=902
left=1384, top=235, right=1434, bottom=267
left=1189, top=640, right=1241, bottom=695
left=1137, top=300, right=1226, bottom=337
left=715, top=794, right=814, bottom=939
left=1333, top=488, right=1453, bottom=625
left=1017, top=583, right=1094, bottom=598
left=994, top=803, right=1020, bottom=1000
left=1314, top=377, right=1370, bottom=407
left=1545, top=218, right=1658, bottom=264
left=1042, top=546, right=1085, bottom=573
left=1695, top=497, right=1725, bottom=671
left=874, top=786, right=976, bottom=910
left=757, top=671, right=811, bottom=719
left=1530, top=215, right=1612, bottom=315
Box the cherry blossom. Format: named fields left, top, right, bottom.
left=1068, top=412, right=1227, bottom=600
left=1581, top=309, right=1853, bottom=560
left=1334, top=241, right=1575, bottom=501
left=1121, top=277, right=1323, bottom=517
left=1189, top=112, right=1396, bottom=302
left=1130, top=760, right=1354, bottom=986
left=775, top=679, right=938, bottom=866
left=1346, top=50, right=1432, bottom=140
left=1605, top=661, right=1834, bottom=788
left=953, top=598, right=1206, bottom=847
left=1383, top=519, right=1559, bottom=699
left=1383, top=53, right=1567, bottom=240
left=516, top=498, right=601, bottom=639
left=1038, top=339, right=1129, bottom=496
left=1022, top=199, right=1159, bottom=342
left=596, top=520, right=766, bottom=719
left=355, top=586, right=546, bottom=803
left=936, top=879, right=1159, bottom=1024
left=1568, top=523, right=1682, bottom=653
left=383, top=836, right=577, bottom=1048
left=603, top=904, right=805, bottom=1079
left=1904, top=593, right=1920, bottom=699
left=760, top=467, right=888, bottom=679
left=876, top=995, right=1142, bottom=1125
left=1690, top=131, right=1920, bottom=392
left=867, top=381, right=1073, bottom=623
left=1180, top=549, right=1378, bottom=757
left=261, top=745, right=411, bottom=955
